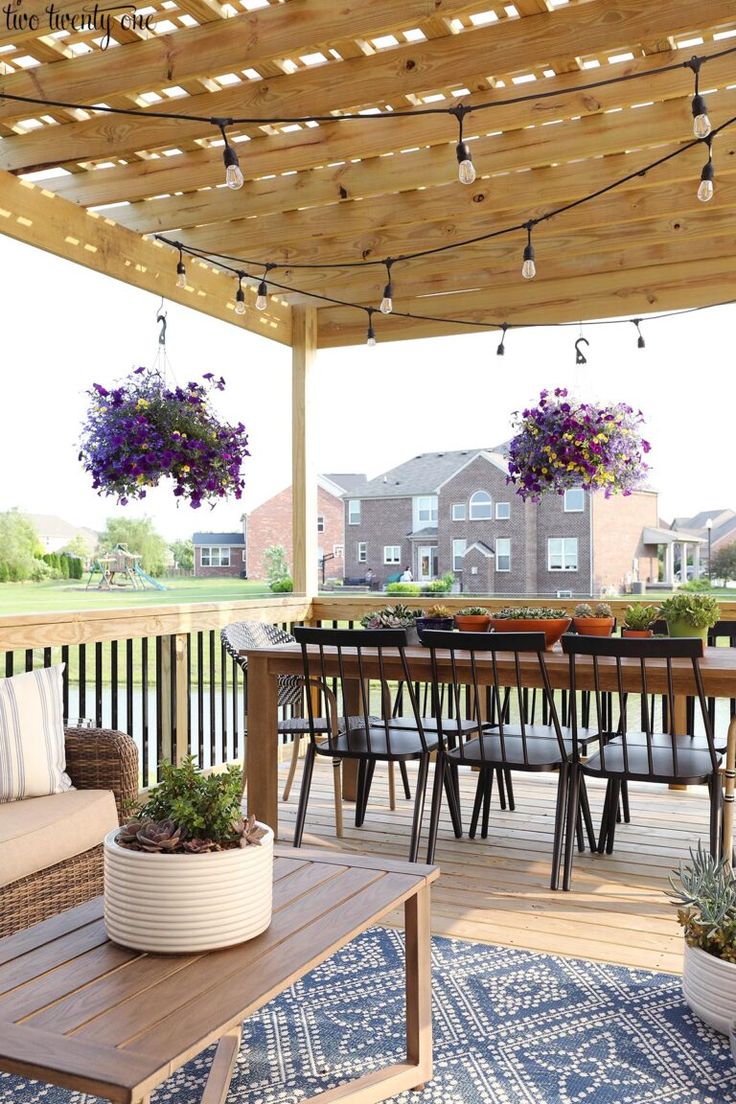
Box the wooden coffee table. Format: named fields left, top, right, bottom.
left=0, top=848, right=437, bottom=1104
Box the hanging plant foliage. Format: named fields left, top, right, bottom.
left=79, top=368, right=249, bottom=509
left=507, top=388, right=650, bottom=502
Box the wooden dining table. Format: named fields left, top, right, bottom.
left=242, top=642, right=736, bottom=864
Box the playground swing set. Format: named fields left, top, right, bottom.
left=86, top=544, right=166, bottom=591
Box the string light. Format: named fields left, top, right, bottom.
left=688, top=57, right=712, bottom=139
left=214, top=119, right=244, bottom=190
left=176, top=245, right=186, bottom=289
left=452, top=106, right=476, bottom=185
left=379, top=261, right=394, bottom=315
left=698, top=137, right=714, bottom=202
left=521, top=223, right=536, bottom=280
left=496, top=324, right=508, bottom=356
left=366, top=308, right=377, bottom=347
left=633, top=319, right=645, bottom=349
left=235, top=272, right=246, bottom=315
left=255, top=280, right=269, bottom=311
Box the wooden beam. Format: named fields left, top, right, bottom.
left=3, top=0, right=732, bottom=171
left=0, top=168, right=291, bottom=344
left=315, top=253, right=736, bottom=345
left=291, top=306, right=318, bottom=595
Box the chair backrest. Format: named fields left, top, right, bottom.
left=292, top=625, right=428, bottom=755
left=420, top=629, right=567, bottom=764
left=220, top=621, right=302, bottom=706
left=561, top=633, right=718, bottom=776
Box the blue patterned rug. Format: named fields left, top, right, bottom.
left=2, top=929, right=735, bottom=1104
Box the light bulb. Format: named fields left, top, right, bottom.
left=235, top=286, right=246, bottom=315
left=697, top=176, right=714, bottom=202
left=367, top=333, right=377, bottom=347
left=255, top=279, right=268, bottom=311
left=456, top=140, right=475, bottom=185
left=176, top=262, right=186, bottom=288
left=225, top=162, right=244, bottom=190
left=693, top=113, right=712, bottom=139
left=522, top=241, right=536, bottom=280
left=380, top=281, right=393, bottom=314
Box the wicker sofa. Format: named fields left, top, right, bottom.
left=0, top=726, right=138, bottom=939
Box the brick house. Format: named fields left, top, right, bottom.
left=193, top=530, right=246, bottom=578
left=245, top=473, right=366, bottom=582
left=343, top=448, right=660, bottom=596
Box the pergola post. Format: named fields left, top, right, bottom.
left=291, top=306, right=318, bottom=596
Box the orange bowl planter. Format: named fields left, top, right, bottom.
left=489, top=617, right=571, bottom=650
left=454, top=614, right=491, bottom=632
left=621, top=628, right=653, bottom=638
left=573, top=616, right=615, bottom=637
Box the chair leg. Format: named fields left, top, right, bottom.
left=282, top=735, right=302, bottom=802
left=293, top=743, right=316, bottom=848
left=409, top=756, right=430, bottom=863
left=332, top=758, right=343, bottom=838
left=579, top=777, right=596, bottom=852
left=444, top=764, right=463, bottom=838
left=621, top=780, right=631, bottom=824
left=605, top=780, right=621, bottom=854
left=496, top=767, right=507, bottom=811
left=388, top=761, right=397, bottom=811
left=551, top=763, right=571, bottom=891
left=504, top=769, right=515, bottom=811
left=469, top=772, right=485, bottom=839
left=597, top=781, right=614, bottom=853
left=481, top=771, right=494, bottom=839
left=355, top=760, right=375, bottom=828
left=709, top=773, right=722, bottom=859
left=426, top=755, right=446, bottom=864
left=561, top=764, right=579, bottom=892
left=399, top=760, right=411, bottom=800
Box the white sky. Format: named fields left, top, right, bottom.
left=0, top=233, right=730, bottom=541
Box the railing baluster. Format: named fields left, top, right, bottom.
left=141, top=638, right=149, bottom=787
left=125, top=639, right=134, bottom=737
left=232, top=656, right=240, bottom=761
left=5, top=653, right=13, bottom=677
left=197, top=631, right=204, bottom=767
left=220, top=640, right=228, bottom=764
left=209, top=629, right=216, bottom=767
left=78, top=643, right=86, bottom=722
left=95, top=641, right=103, bottom=727
left=25, top=649, right=33, bottom=672
left=155, top=636, right=163, bottom=778
left=61, top=645, right=69, bottom=721
left=111, top=639, right=118, bottom=730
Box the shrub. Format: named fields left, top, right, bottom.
left=660, top=593, right=719, bottom=629
left=386, top=581, right=422, bottom=596
left=270, top=576, right=294, bottom=593
left=264, top=545, right=290, bottom=587
left=680, top=578, right=712, bottom=592
left=426, top=572, right=455, bottom=594
left=30, top=559, right=55, bottom=582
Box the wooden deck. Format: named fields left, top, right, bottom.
left=276, top=760, right=707, bottom=975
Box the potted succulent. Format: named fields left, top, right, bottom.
left=659, top=593, right=719, bottom=643
left=621, top=603, right=660, bottom=637
left=104, top=756, right=272, bottom=953
left=669, top=844, right=736, bottom=1034
left=489, top=606, right=571, bottom=650
left=454, top=606, right=491, bottom=632
left=416, top=604, right=455, bottom=642
left=360, top=603, right=419, bottom=644
left=573, top=602, right=615, bottom=637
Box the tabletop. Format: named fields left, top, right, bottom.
left=0, top=848, right=438, bottom=1104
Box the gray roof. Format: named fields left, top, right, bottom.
left=323, top=473, right=367, bottom=495
left=670, top=509, right=736, bottom=546
left=408, top=527, right=438, bottom=540
left=357, top=448, right=505, bottom=499
left=193, top=531, right=244, bottom=546
left=643, top=526, right=704, bottom=546
left=465, top=541, right=495, bottom=557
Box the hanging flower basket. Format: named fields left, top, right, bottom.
left=507, top=388, right=650, bottom=503
left=79, top=368, right=249, bottom=509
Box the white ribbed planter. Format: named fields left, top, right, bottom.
left=103, top=824, right=273, bottom=953
left=683, top=943, right=736, bottom=1035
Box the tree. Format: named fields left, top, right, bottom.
left=710, top=543, right=736, bottom=586
left=170, top=538, right=194, bottom=572
left=61, top=533, right=97, bottom=561
left=100, top=517, right=168, bottom=576
left=0, top=510, right=42, bottom=581
left=264, top=545, right=289, bottom=586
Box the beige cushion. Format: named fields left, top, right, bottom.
left=0, top=788, right=118, bottom=887
left=0, top=665, right=71, bottom=801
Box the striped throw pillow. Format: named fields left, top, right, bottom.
left=0, top=665, right=71, bottom=802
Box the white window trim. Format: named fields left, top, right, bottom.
left=495, top=502, right=511, bottom=520
left=383, top=545, right=401, bottom=565
left=357, top=541, right=367, bottom=563
left=348, top=499, right=361, bottom=525
left=563, top=489, right=585, bottom=513
left=547, top=537, right=579, bottom=572
left=469, top=490, right=492, bottom=520
left=495, top=538, right=511, bottom=572
left=200, top=546, right=231, bottom=568
left=452, top=503, right=466, bottom=521
left=333, top=544, right=344, bottom=558
left=452, top=538, right=466, bottom=572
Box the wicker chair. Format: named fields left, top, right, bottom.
left=0, top=726, right=138, bottom=939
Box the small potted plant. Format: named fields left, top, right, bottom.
left=454, top=606, right=491, bottom=632
left=416, top=604, right=455, bottom=642
left=573, top=602, right=615, bottom=637
left=669, top=844, right=736, bottom=1034
left=361, top=603, right=419, bottom=644
left=104, top=756, right=272, bottom=954
left=659, top=593, right=719, bottom=643
left=489, top=606, right=571, bottom=650
left=621, top=603, right=660, bottom=637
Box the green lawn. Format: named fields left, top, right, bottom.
left=0, top=577, right=276, bottom=616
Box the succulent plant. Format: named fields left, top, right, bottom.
left=135, top=819, right=184, bottom=852
left=457, top=606, right=490, bottom=617
left=423, top=604, right=453, bottom=619
left=492, top=606, right=567, bottom=620
left=360, top=603, right=417, bottom=629
left=574, top=603, right=594, bottom=618
left=660, top=592, right=719, bottom=629
left=668, top=844, right=736, bottom=962
left=593, top=602, right=613, bottom=617
left=623, top=603, right=660, bottom=630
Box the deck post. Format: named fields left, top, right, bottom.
left=292, top=306, right=318, bottom=597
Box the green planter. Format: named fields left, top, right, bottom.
left=665, top=619, right=708, bottom=642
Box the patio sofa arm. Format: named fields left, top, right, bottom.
left=64, top=727, right=139, bottom=824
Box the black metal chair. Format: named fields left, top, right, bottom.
left=292, top=626, right=459, bottom=861
left=561, top=634, right=723, bottom=890
left=421, top=629, right=578, bottom=889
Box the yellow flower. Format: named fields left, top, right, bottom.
left=181, top=465, right=191, bottom=473
left=136, top=398, right=149, bottom=409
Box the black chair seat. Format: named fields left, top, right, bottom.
left=315, top=726, right=439, bottom=760
left=583, top=736, right=722, bottom=784
left=446, top=725, right=569, bottom=770
left=385, top=715, right=482, bottom=735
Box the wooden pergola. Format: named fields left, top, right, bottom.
left=1, top=0, right=735, bottom=591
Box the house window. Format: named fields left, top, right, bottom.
left=357, top=542, right=367, bottom=563
left=416, top=495, right=438, bottom=524
left=452, top=503, right=466, bottom=521
left=469, top=490, right=492, bottom=520
left=333, top=544, right=344, bottom=558
left=348, top=499, right=361, bottom=525
left=200, top=546, right=230, bottom=567
left=564, top=488, right=585, bottom=512
left=384, top=545, right=401, bottom=564
left=548, top=538, right=578, bottom=572
left=317, top=515, right=325, bottom=532
left=452, top=539, right=466, bottom=572
left=496, top=502, right=511, bottom=520
left=496, top=538, right=511, bottom=572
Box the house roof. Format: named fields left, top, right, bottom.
left=27, top=514, right=97, bottom=542
left=357, top=449, right=507, bottom=499
left=670, top=509, right=736, bottom=546
left=193, top=532, right=245, bottom=546
left=464, top=541, right=495, bottom=558
left=642, top=526, right=704, bottom=546
left=323, top=473, right=368, bottom=496
left=408, top=527, right=438, bottom=541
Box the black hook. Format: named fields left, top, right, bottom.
left=157, top=311, right=167, bottom=347
left=574, top=336, right=589, bottom=365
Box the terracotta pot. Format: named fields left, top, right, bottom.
left=683, top=943, right=736, bottom=1034
left=454, top=614, right=491, bottom=633
left=573, top=616, right=615, bottom=637
left=621, top=628, right=653, bottom=638
left=489, top=617, right=571, bottom=650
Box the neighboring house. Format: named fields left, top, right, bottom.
left=343, top=448, right=662, bottom=597
left=668, top=508, right=736, bottom=579
left=193, top=531, right=246, bottom=578
left=27, top=514, right=98, bottom=556
left=245, top=474, right=366, bottom=582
